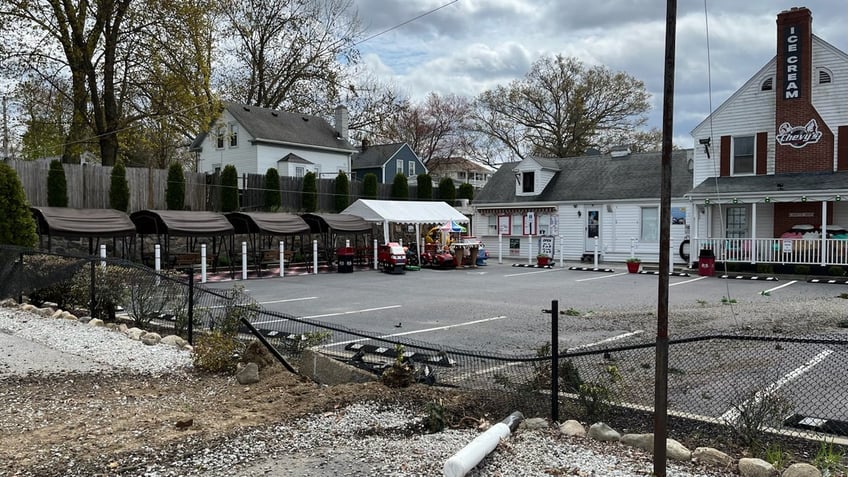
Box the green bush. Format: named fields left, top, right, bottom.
left=756, top=263, right=774, bottom=274
left=363, top=173, right=378, bottom=200
left=301, top=171, right=317, bottom=212
left=438, top=177, right=456, bottom=204
left=220, top=164, right=239, bottom=212
left=827, top=266, right=846, bottom=277
left=192, top=332, right=242, bottom=373
left=794, top=264, right=810, bottom=275
left=334, top=171, right=349, bottom=212
left=70, top=264, right=133, bottom=320
left=0, top=163, right=38, bottom=247
left=458, top=182, right=474, bottom=201
left=390, top=173, right=408, bottom=200
left=166, top=163, right=186, bottom=210
left=47, top=159, right=68, bottom=207
left=417, top=174, right=433, bottom=200
left=263, top=168, right=281, bottom=211
left=109, top=160, right=130, bottom=212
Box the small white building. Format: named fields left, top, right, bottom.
left=471, top=149, right=694, bottom=264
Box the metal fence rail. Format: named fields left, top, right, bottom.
left=2, top=245, right=848, bottom=449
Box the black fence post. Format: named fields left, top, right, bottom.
left=187, top=267, right=194, bottom=345
left=89, top=258, right=96, bottom=318
left=18, top=252, right=24, bottom=304
left=551, top=299, right=559, bottom=423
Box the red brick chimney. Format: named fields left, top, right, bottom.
left=774, top=7, right=834, bottom=173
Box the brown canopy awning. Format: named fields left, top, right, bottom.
left=31, top=207, right=136, bottom=238
left=225, top=212, right=310, bottom=235
left=130, top=210, right=234, bottom=236
left=302, top=213, right=372, bottom=233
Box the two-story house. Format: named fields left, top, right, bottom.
left=350, top=141, right=427, bottom=183
left=687, top=7, right=848, bottom=267
left=426, top=157, right=495, bottom=190
left=471, top=149, right=694, bottom=264
left=190, top=102, right=357, bottom=178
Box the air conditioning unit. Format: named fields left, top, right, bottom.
left=456, top=198, right=470, bottom=207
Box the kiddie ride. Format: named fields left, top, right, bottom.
left=420, top=243, right=457, bottom=269
left=377, top=242, right=407, bottom=274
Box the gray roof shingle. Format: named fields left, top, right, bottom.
left=224, top=102, right=356, bottom=152
left=475, top=150, right=694, bottom=204
left=352, top=143, right=405, bottom=169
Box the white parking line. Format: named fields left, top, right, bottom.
left=669, top=276, right=709, bottom=287
left=258, top=297, right=318, bottom=305
left=568, top=330, right=645, bottom=350
left=761, top=280, right=797, bottom=295
left=318, top=315, right=509, bottom=349
left=504, top=269, right=559, bottom=277
left=575, top=272, right=628, bottom=282
left=720, top=349, right=833, bottom=424
left=252, top=305, right=402, bottom=326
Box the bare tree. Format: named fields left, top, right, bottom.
left=472, top=54, right=652, bottom=159
left=218, top=0, right=363, bottom=114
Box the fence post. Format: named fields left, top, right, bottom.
left=373, top=239, right=378, bottom=270
left=313, top=240, right=318, bottom=274
left=551, top=299, right=559, bottom=423
left=279, top=240, right=285, bottom=278
left=18, top=252, right=25, bottom=304
left=89, top=258, right=96, bottom=318
left=187, top=266, right=194, bottom=345
left=201, top=243, right=207, bottom=283
left=154, top=244, right=161, bottom=272
left=241, top=241, right=248, bottom=280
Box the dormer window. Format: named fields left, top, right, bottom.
left=761, top=78, right=773, bottom=91
left=522, top=171, right=535, bottom=193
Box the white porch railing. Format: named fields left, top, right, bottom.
left=694, top=238, right=848, bottom=266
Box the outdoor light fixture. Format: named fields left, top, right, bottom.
left=765, top=197, right=771, bottom=203
left=836, top=196, right=842, bottom=202
left=698, top=137, right=711, bottom=159
left=801, top=196, right=807, bottom=202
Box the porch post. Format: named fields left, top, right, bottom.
left=751, top=203, right=757, bottom=264
left=821, top=201, right=828, bottom=266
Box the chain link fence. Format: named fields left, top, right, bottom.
left=2, top=245, right=847, bottom=454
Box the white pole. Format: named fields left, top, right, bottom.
left=593, top=236, right=599, bottom=268
left=559, top=234, right=564, bottom=268
left=312, top=239, right=318, bottom=275
left=154, top=244, right=161, bottom=272
left=99, top=244, right=106, bottom=268
left=443, top=412, right=523, bottom=477
left=630, top=237, right=636, bottom=259
left=373, top=239, right=378, bottom=270
left=528, top=234, right=533, bottom=264
left=498, top=233, right=502, bottom=264
left=280, top=240, right=286, bottom=278
left=241, top=241, right=248, bottom=280
left=201, top=243, right=207, bottom=283
left=345, top=239, right=350, bottom=247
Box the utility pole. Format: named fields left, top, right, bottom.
left=2, top=96, right=8, bottom=160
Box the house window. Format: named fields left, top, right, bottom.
left=408, top=161, right=415, bottom=176
left=522, top=171, right=534, bottom=193
left=487, top=215, right=497, bottom=234
left=397, top=159, right=404, bottom=174
left=732, top=135, right=755, bottom=175
left=726, top=207, right=747, bottom=238
left=497, top=215, right=510, bottom=235
left=229, top=124, right=238, bottom=147
left=538, top=215, right=550, bottom=236
left=295, top=166, right=305, bottom=178
left=761, top=78, right=773, bottom=91
left=641, top=207, right=659, bottom=242
left=511, top=214, right=522, bottom=236
left=215, top=125, right=225, bottom=149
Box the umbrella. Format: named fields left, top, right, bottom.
left=438, top=221, right=466, bottom=233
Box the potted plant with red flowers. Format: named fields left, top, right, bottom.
left=536, top=253, right=551, bottom=266
left=626, top=257, right=641, bottom=273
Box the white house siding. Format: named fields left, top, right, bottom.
left=255, top=145, right=350, bottom=178
left=811, top=41, right=848, bottom=168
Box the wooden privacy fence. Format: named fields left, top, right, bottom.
left=11, top=160, right=444, bottom=213
left=10, top=160, right=207, bottom=212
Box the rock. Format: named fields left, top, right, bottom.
left=161, top=335, right=187, bottom=348
left=738, top=457, right=778, bottom=477
left=50, top=309, right=63, bottom=319
left=666, top=439, right=692, bottom=461
left=175, top=418, right=193, bottom=430
left=42, top=301, right=58, bottom=309
left=242, top=340, right=277, bottom=370
left=125, top=327, right=146, bottom=340
left=20, top=304, right=36, bottom=312
left=782, top=463, right=821, bottom=477
left=88, top=318, right=105, bottom=327
left=141, top=332, right=162, bottom=346
left=78, top=316, right=92, bottom=323
left=0, top=298, right=18, bottom=307
left=588, top=422, right=621, bottom=442
left=693, top=447, right=733, bottom=467
left=61, top=311, right=76, bottom=320
left=519, top=417, right=548, bottom=430
left=117, top=323, right=128, bottom=333
left=236, top=362, right=260, bottom=385
left=620, top=433, right=653, bottom=450
left=559, top=420, right=586, bottom=437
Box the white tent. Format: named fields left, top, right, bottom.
left=342, top=199, right=469, bottom=246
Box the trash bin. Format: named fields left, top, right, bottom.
left=337, top=247, right=354, bottom=273
left=698, top=249, right=715, bottom=276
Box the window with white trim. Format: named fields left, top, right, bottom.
left=295, top=166, right=305, bottom=178
left=522, top=171, right=534, bottom=193
left=487, top=215, right=497, bottom=234
left=726, top=207, right=747, bottom=239
left=228, top=123, right=238, bottom=147
left=511, top=214, right=522, bottom=236
left=641, top=207, right=659, bottom=242
left=397, top=159, right=404, bottom=174
left=408, top=161, right=415, bottom=176
left=538, top=214, right=550, bottom=236
left=732, top=135, right=755, bottom=175
left=215, top=125, right=225, bottom=149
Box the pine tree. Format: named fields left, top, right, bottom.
left=438, top=177, right=456, bottom=204
left=302, top=171, right=317, bottom=212
left=264, top=168, right=281, bottom=211
left=220, top=165, right=239, bottom=212
left=0, top=163, right=38, bottom=247
left=334, top=171, right=349, bottom=212
left=363, top=173, right=378, bottom=200
left=109, top=160, right=130, bottom=212
left=417, top=174, right=433, bottom=200
left=458, top=182, right=474, bottom=201
left=47, top=159, right=68, bottom=207
left=166, top=163, right=186, bottom=210
left=391, top=173, right=408, bottom=200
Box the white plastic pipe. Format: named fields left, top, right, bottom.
left=241, top=241, right=248, bottom=280
left=279, top=241, right=285, bottom=278
left=312, top=240, right=318, bottom=274
left=99, top=244, right=106, bottom=268
left=201, top=243, right=207, bottom=283
left=498, top=233, right=502, bottom=264
left=154, top=244, right=161, bottom=272
left=443, top=412, right=523, bottom=477
left=373, top=239, right=378, bottom=270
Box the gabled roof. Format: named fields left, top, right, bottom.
left=342, top=199, right=468, bottom=224
left=475, top=150, right=694, bottom=204
left=191, top=102, right=356, bottom=153
left=426, top=156, right=495, bottom=173
left=278, top=153, right=313, bottom=164
left=351, top=143, right=408, bottom=169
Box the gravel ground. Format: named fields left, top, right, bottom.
left=3, top=297, right=847, bottom=476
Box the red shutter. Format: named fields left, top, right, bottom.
left=838, top=126, right=848, bottom=171
left=720, top=135, right=731, bottom=177
left=756, top=132, right=768, bottom=175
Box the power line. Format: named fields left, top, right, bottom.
left=355, top=0, right=460, bottom=46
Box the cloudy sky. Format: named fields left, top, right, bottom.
left=351, top=0, right=848, bottom=148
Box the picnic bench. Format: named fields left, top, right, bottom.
left=171, top=252, right=216, bottom=271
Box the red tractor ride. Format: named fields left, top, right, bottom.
left=377, top=242, right=407, bottom=274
